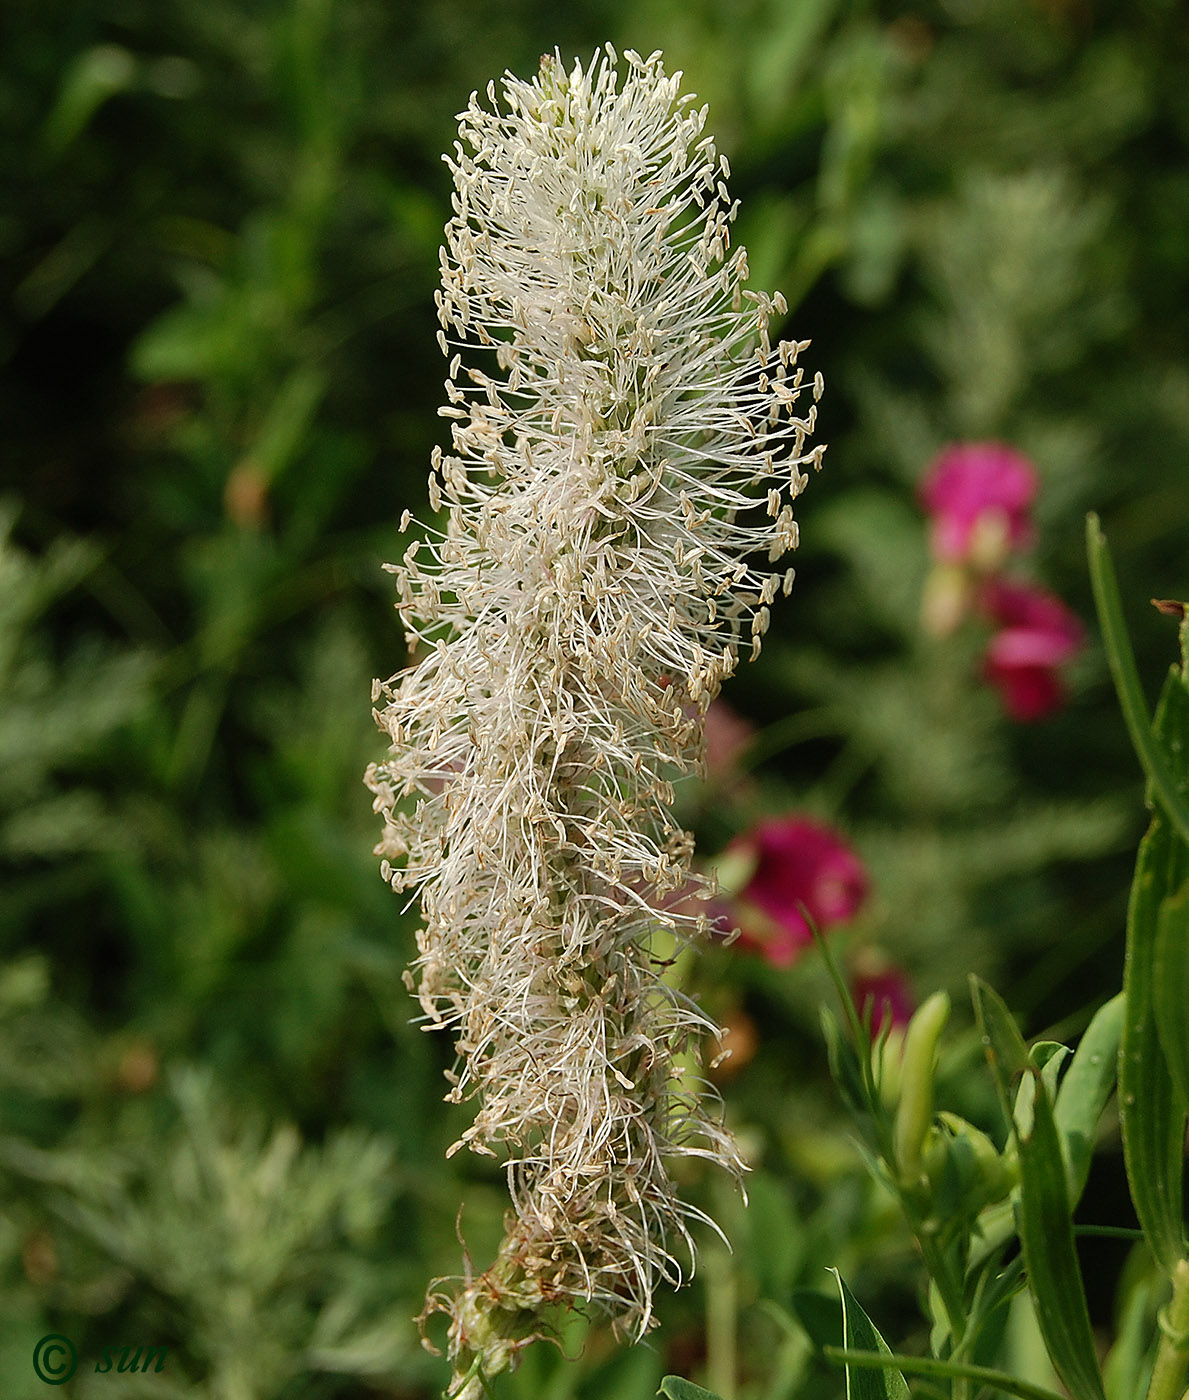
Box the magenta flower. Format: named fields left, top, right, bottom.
left=919, top=443, right=1038, bottom=569
left=726, top=817, right=869, bottom=967
left=851, top=957, right=914, bottom=1037
left=979, top=577, right=1084, bottom=721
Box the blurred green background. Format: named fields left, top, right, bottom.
left=2, top=1, right=1187, bottom=1396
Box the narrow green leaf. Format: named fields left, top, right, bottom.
left=41, top=44, right=137, bottom=157
left=1021, top=1046, right=1070, bottom=1168
left=810, top=919, right=869, bottom=1055
left=132, top=301, right=234, bottom=382
left=970, top=976, right=1029, bottom=1121
left=829, top=1269, right=909, bottom=1399
left=1013, top=1067, right=1107, bottom=1400
left=820, top=1004, right=871, bottom=1123
left=658, top=1378, right=725, bottom=1400
left=1152, top=880, right=1189, bottom=1112
left=973, top=980, right=1108, bottom=1400
left=1023, top=523, right=1189, bottom=1280
left=1054, top=992, right=1124, bottom=1205
left=1086, top=513, right=1189, bottom=847
left=250, top=365, right=328, bottom=485
left=1119, top=670, right=1189, bottom=1276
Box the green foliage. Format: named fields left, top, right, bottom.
left=829, top=1269, right=908, bottom=1400
left=973, top=979, right=1106, bottom=1400
left=658, top=1379, right=725, bottom=1400
left=797, top=577, right=1188, bottom=1400
left=0, top=508, right=152, bottom=870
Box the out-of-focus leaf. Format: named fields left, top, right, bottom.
left=41, top=44, right=138, bottom=157
left=249, top=364, right=327, bottom=486
left=1103, top=1266, right=1158, bottom=1400
left=740, top=1171, right=802, bottom=1301
left=131, top=300, right=240, bottom=383
left=790, top=1287, right=843, bottom=1352
left=12, top=218, right=115, bottom=320
left=820, top=1004, right=870, bottom=1123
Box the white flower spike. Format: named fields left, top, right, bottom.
left=365, top=44, right=824, bottom=1395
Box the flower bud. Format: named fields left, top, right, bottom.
left=893, top=990, right=950, bottom=1186
left=931, top=1110, right=1015, bottom=1214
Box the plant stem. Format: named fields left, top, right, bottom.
left=1145, top=1258, right=1189, bottom=1400
left=823, top=1346, right=1066, bottom=1400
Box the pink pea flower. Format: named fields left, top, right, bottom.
left=725, top=817, right=869, bottom=968
left=919, top=443, right=1038, bottom=570
left=851, top=953, right=914, bottom=1038
left=979, top=577, right=1084, bottom=721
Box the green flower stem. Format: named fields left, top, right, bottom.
left=1146, top=1258, right=1189, bottom=1400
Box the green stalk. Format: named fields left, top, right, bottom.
left=704, top=1239, right=737, bottom=1400
left=1145, top=1258, right=1189, bottom=1400
left=824, top=1347, right=1066, bottom=1400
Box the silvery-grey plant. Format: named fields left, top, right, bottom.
left=365, top=44, right=823, bottom=1395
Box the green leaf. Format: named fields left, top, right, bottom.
left=970, top=976, right=1029, bottom=1118
left=1025, top=1042, right=1069, bottom=1140
left=1053, top=992, right=1124, bottom=1204
left=1152, top=880, right=1189, bottom=1113
left=820, top=1004, right=871, bottom=1123
left=829, top=1269, right=909, bottom=1399
left=131, top=300, right=239, bottom=382
left=658, top=1378, right=725, bottom=1400
left=973, top=981, right=1107, bottom=1400
left=741, top=1172, right=802, bottom=1300
left=249, top=365, right=327, bottom=486
left=1013, top=1069, right=1107, bottom=1400
left=1119, top=664, right=1189, bottom=1276
left=41, top=44, right=137, bottom=158
left=1086, top=513, right=1189, bottom=848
